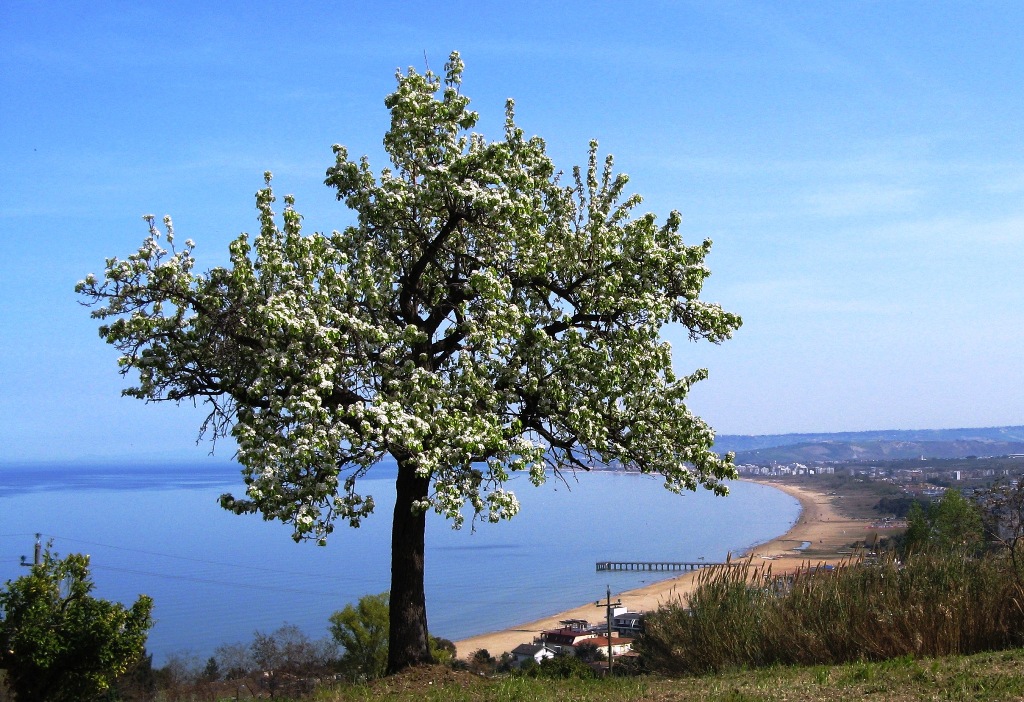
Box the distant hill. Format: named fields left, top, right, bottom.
left=715, top=425, right=1024, bottom=454
left=713, top=426, right=1024, bottom=464
left=732, top=439, right=1024, bottom=464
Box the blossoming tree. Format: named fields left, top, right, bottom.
left=77, top=53, right=741, bottom=673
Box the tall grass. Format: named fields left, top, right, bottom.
left=637, top=553, right=1024, bottom=675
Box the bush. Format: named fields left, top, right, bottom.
left=430, top=636, right=456, bottom=665
left=903, top=489, right=984, bottom=557
left=329, top=591, right=457, bottom=679
left=330, top=592, right=390, bottom=680
left=521, top=654, right=596, bottom=679
left=467, top=648, right=495, bottom=675
left=574, top=641, right=606, bottom=662
left=0, top=548, right=153, bottom=702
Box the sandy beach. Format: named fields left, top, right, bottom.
left=453, top=479, right=869, bottom=658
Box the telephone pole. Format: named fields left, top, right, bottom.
left=595, top=585, right=622, bottom=674
left=19, top=533, right=41, bottom=568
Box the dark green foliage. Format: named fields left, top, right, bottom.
left=0, top=549, right=153, bottom=702
left=575, top=641, right=607, bottom=662
left=200, top=656, right=220, bottom=682
left=874, top=495, right=930, bottom=519
left=497, top=651, right=516, bottom=673
left=104, top=652, right=156, bottom=702
left=521, top=654, right=597, bottom=679
left=429, top=636, right=456, bottom=665
left=637, top=552, right=1024, bottom=676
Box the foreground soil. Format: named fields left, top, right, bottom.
left=317, top=648, right=1024, bottom=701
left=454, top=479, right=872, bottom=659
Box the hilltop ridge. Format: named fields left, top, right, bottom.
left=714, top=425, right=1024, bottom=464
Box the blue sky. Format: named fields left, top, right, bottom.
left=1, top=1, right=1022, bottom=463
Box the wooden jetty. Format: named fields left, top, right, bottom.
left=595, top=560, right=733, bottom=572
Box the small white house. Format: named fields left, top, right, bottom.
left=510, top=643, right=557, bottom=668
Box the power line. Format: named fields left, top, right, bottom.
left=37, top=533, right=351, bottom=582
left=87, top=564, right=351, bottom=598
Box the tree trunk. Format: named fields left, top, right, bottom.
left=387, top=458, right=434, bottom=673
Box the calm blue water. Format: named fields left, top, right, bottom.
left=0, top=462, right=799, bottom=664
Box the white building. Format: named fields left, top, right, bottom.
left=510, top=643, right=557, bottom=667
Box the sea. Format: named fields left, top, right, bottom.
left=0, top=461, right=799, bottom=664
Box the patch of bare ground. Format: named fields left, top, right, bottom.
left=349, top=664, right=486, bottom=698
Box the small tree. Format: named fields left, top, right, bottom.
left=329, top=592, right=390, bottom=680
left=200, top=656, right=220, bottom=682
left=78, top=51, right=741, bottom=673
left=904, top=489, right=984, bottom=557
left=0, top=549, right=153, bottom=702
left=328, top=592, right=455, bottom=679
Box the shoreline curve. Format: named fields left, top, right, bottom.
left=453, top=479, right=868, bottom=658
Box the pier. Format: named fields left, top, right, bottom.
left=595, top=560, right=733, bottom=572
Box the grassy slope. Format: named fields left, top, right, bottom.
left=316, top=648, right=1024, bottom=702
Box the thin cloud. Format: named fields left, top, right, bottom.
left=724, top=278, right=905, bottom=316
left=803, top=183, right=921, bottom=218
left=864, top=214, right=1024, bottom=248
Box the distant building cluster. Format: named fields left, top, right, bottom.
left=736, top=463, right=836, bottom=477
left=736, top=462, right=1013, bottom=483
left=735, top=455, right=1022, bottom=503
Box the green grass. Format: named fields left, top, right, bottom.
left=125, top=648, right=1024, bottom=701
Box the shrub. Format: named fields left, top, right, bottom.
left=522, top=655, right=596, bottom=679
left=330, top=592, right=390, bottom=680
left=0, top=548, right=153, bottom=702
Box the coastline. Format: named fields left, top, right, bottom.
left=453, top=479, right=868, bottom=658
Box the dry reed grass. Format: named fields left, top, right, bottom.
left=636, top=552, right=1024, bottom=675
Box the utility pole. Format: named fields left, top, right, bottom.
left=595, top=585, right=622, bottom=675
left=19, top=533, right=41, bottom=568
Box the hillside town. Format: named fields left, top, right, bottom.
left=734, top=455, right=1023, bottom=492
